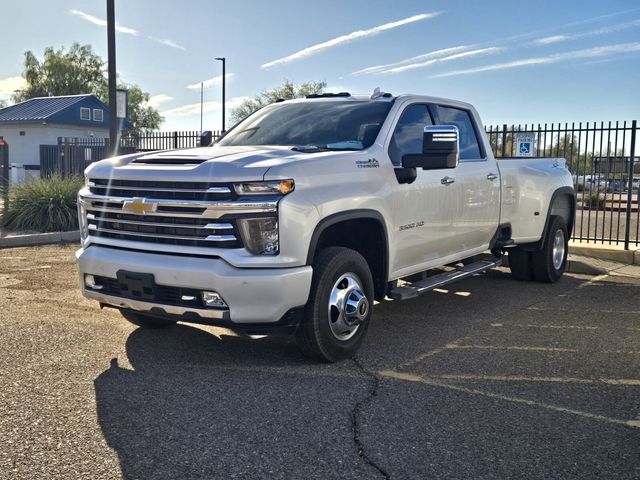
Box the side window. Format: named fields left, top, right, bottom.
left=388, top=104, right=433, bottom=166
left=432, top=105, right=483, bottom=160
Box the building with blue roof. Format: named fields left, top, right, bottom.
left=0, top=94, right=131, bottom=180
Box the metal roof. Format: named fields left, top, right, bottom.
left=0, top=94, right=132, bottom=130
left=0, top=95, right=93, bottom=123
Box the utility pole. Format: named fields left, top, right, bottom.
left=200, top=81, right=204, bottom=132
left=215, top=57, right=226, bottom=132
left=106, top=0, right=118, bottom=156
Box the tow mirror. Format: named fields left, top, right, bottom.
left=401, top=125, right=459, bottom=170
left=200, top=130, right=213, bottom=147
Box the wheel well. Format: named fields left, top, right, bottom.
left=549, top=192, right=575, bottom=237
left=310, top=217, right=388, bottom=300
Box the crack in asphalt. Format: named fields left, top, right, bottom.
left=350, top=356, right=391, bottom=480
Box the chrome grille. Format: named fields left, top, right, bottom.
left=80, top=179, right=278, bottom=252
left=89, top=178, right=236, bottom=201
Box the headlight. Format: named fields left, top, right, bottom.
left=234, top=179, right=294, bottom=195
left=237, top=217, right=279, bottom=255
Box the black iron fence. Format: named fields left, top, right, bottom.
left=120, top=130, right=222, bottom=152
left=25, top=122, right=640, bottom=249
left=485, top=121, right=638, bottom=248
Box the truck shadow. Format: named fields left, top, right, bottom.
left=93, top=269, right=585, bottom=479
left=93, top=325, right=367, bottom=479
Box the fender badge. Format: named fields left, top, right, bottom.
left=356, top=158, right=380, bottom=169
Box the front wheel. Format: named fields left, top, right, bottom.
left=295, top=247, right=374, bottom=362
left=531, top=216, right=569, bottom=283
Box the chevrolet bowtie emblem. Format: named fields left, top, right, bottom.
left=122, top=198, right=158, bottom=215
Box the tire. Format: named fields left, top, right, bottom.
left=531, top=216, right=569, bottom=283
left=295, top=247, right=374, bottom=362
left=508, top=248, right=534, bottom=281
left=119, top=309, right=177, bottom=329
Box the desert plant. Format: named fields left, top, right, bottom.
left=1, top=175, right=83, bottom=232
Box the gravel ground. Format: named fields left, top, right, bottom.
left=0, top=244, right=639, bottom=479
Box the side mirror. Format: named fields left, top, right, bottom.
left=401, top=125, right=459, bottom=170
left=200, top=130, right=213, bottom=147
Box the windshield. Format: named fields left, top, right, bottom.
left=218, top=101, right=392, bottom=150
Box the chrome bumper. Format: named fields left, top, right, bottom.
left=76, top=245, right=313, bottom=324
left=82, top=289, right=230, bottom=320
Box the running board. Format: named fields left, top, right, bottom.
left=388, top=256, right=502, bottom=301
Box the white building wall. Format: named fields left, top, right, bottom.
left=0, top=124, right=109, bottom=167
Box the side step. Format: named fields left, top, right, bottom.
left=388, top=256, right=502, bottom=300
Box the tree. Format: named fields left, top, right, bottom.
left=0, top=99, right=6, bottom=109
left=12, top=43, right=162, bottom=135
left=120, top=85, right=163, bottom=136
left=229, top=80, right=326, bottom=125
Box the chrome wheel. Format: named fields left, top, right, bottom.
left=327, top=273, right=369, bottom=341
left=552, top=229, right=566, bottom=270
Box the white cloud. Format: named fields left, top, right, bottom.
left=531, top=35, right=568, bottom=46
left=431, top=42, right=640, bottom=78
left=261, top=12, right=441, bottom=69
left=161, top=96, right=249, bottom=118
left=531, top=18, right=640, bottom=46
left=147, top=36, right=186, bottom=51
left=186, top=73, right=235, bottom=90
left=0, top=76, right=26, bottom=98
left=70, top=9, right=138, bottom=35
left=145, top=94, right=173, bottom=108
left=373, top=47, right=504, bottom=75
left=352, top=45, right=469, bottom=76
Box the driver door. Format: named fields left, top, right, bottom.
left=387, top=103, right=458, bottom=278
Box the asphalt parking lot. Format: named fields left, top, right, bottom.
left=1, top=244, right=639, bottom=479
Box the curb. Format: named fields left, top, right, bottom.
left=0, top=230, right=80, bottom=248
left=568, top=242, right=639, bottom=265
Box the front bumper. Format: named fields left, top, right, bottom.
left=76, top=245, right=313, bottom=324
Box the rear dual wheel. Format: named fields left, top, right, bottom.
left=509, top=216, right=568, bottom=283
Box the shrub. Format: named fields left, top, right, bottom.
left=1, top=176, right=83, bottom=232
left=582, top=189, right=606, bottom=209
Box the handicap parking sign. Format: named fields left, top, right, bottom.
left=515, top=133, right=535, bottom=157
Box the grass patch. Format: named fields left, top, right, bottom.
left=1, top=176, right=83, bottom=232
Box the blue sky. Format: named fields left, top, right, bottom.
left=1, top=0, right=639, bottom=130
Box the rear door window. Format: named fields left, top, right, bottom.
left=432, top=105, right=483, bottom=161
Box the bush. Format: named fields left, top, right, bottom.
left=1, top=176, right=83, bottom=232
left=582, top=189, right=606, bottom=209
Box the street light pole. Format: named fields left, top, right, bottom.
left=106, top=0, right=118, bottom=156
left=215, top=57, right=226, bottom=132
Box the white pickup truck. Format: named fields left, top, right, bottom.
left=77, top=91, right=575, bottom=362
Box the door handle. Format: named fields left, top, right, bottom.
left=441, top=176, right=455, bottom=185
left=487, top=173, right=498, bottom=181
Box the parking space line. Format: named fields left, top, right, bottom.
left=379, top=369, right=640, bottom=429
left=401, top=373, right=640, bottom=386
left=527, top=306, right=640, bottom=315
left=490, top=323, right=600, bottom=330
left=396, top=336, right=471, bottom=369
left=445, top=343, right=579, bottom=352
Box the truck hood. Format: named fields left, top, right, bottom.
left=84, top=145, right=323, bottom=182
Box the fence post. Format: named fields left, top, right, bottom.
left=624, top=120, right=637, bottom=250
left=173, top=131, right=178, bottom=149
left=501, top=124, right=507, bottom=158
left=0, top=138, right=9, bottom=206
